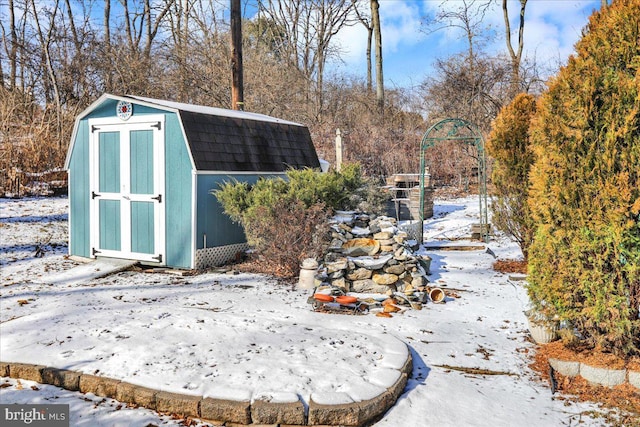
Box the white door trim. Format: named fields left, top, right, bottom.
left=89, top=115, right=165, bottom=263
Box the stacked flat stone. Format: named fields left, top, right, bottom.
left=317, top=211, right=431, bottom=295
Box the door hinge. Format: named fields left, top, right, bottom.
left=91, top=125, right=100, bottom=133
left=92, top=191, right=101, bottom=199
left=152, top=194, right=162, bottom=203
left=152, top=254, right=163, bottom=263
left=151, top=122, right=162, bottom=130
left=92, top=248, right=102, bottom=256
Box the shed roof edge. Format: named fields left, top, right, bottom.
left=129, top=95, right=304, bottom=127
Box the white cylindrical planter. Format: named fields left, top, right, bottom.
left=524, top=309, right=559, bottom=344
left=298, top=258, right=319, bottom=290
left=527, top=319, right=559, bottom=344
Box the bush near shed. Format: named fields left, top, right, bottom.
left=214, top=164, right=385, bottom=278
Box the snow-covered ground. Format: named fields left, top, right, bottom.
left=0, top=196, right=613, bottom=426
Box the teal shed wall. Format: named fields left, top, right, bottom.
left=68, top=99, right=193, bottom=267
left=68, top=119, right=90, bottom=257
left=195, top=174, right=284, bottom=250
left=164, top=113, right=193, bottom=268
left=195, top=174, right=260, bottom=249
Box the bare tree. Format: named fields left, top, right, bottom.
left=30, top=0, right=62, bottom=141
left=165, top=0, right=197, bottom=100
left=256, top=0, right=356, bottom=118
left=502, top=0, right=527, bottom=94
left=242, top=14, right=312, bottom=123
left=419, top=52, right=511, bottom=186
left=420, top=0, right=501, bottom=123
left=94, top=0, right=177, bottom=96
left=0, top=0, right=459, bottom=187
left=6, top=0, right=19, bottom=89
left=317, top=78, right=426, bottom=178
left=63, top=0, right=81, bottom=51
left=1, top=0, right=32, bottom=92
left=422, top=54, right=509, bottom=132
left=118, top=0, right=175, bottom=59
left=353, top=0, right=373, bottom=91
left=168, top=0, right=230, bottom=106
left=422, top=0, right=493, bottom=63
left=371, top=0, right=383, bottom=114
left=102, top=0, right=113, bottom=90
left=353, top=0, right=383, bottom=112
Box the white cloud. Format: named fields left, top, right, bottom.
left=332, top=22, right=370, bottom=66
left=513, top=1, right=597, bottom=72
left=378, top=0, right=426, bottom=53
left=333, top=0, right=426, bottom=67
left=331, top=0, right=601, bottom=85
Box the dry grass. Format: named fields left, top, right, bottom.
left=492, top=259, right=527, bottom=274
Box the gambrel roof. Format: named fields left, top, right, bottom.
left=129, top=96, right=320, bottom=172
left=66, top=94, right=320, bottom=172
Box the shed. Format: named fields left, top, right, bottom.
left=64, top=94, right=320, bottom=269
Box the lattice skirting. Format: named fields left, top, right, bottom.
left=195, top=243, right=249, bottom=270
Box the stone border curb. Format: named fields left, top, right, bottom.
left=1, top=347, right=412, bottom=426
left=252, top=398, right=305, bottom=425
left=549, top=357, right=640, bottom=389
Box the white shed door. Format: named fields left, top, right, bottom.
left=88, top=116, right=165, bottom=263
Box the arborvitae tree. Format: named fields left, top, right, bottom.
left=486, top=93, right=537, bottom=259
left=527, top=0, right=640, bottom=356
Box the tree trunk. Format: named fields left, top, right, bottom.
left=144, top=0, right=152, bottom=58
left=366, top=26, right=373, bottom=92
left=103, top=0, right=111, bottom=50
left=371, top=0, right=384, bottom=114
left=103, top=0, right=113, bottom=91
left=30, top=0, right=63, bottom=146
left=64, top=0, right=81, bottom=51
left=121, top=0, right=135, bottom=49
left=503, top=0, right=527, bottom=95
left=354, top=2, right=373, bottom=92
left=180, top=0, right=191, bottom=100
left=143, top=0, right=174, bottom=60
left=8, top=0, right=18, bottom=89
left=230, top=0, right=244, bottom=110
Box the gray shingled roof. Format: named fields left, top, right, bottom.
left=130, top=96, right=320, bottom=172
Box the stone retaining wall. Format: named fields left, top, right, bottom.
left=320, top=212, right=431, bottom=302
left=0, top=351, right=412, bottom=426
left=548, top=357, right=640, bottom=390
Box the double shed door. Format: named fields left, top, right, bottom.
left=89, top=115, right=165, bottom=263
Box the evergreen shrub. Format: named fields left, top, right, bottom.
left=487, top=93, right=537, bottom=259
left=527, top=0, right=640, bottom=356
left=213, top=164, right=383, bottom=278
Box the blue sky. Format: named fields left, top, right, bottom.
left=59, top=0, right=602, bottom=90
left=332, top=0, right=604, bottom=88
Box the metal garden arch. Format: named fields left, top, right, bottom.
left=418, top=118, right=489, bottom=242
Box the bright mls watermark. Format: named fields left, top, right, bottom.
left=0, top=404, right=69, bottom=426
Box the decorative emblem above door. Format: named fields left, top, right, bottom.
left=116, top=100, right=133, bottom=121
